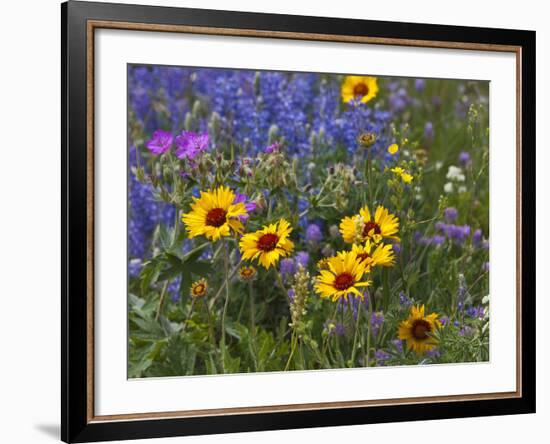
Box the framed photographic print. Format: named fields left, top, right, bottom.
left=61, top=1, right=536, bottom=442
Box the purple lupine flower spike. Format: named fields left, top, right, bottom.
left=296, top=251, right=310, bottom=268
left=415, top=79, right=426, bottom=93
left=280, top=258, right=295, bottom=278
left=305, top=223, right=322, bottom=244
left=444, top=207, right=458, bottom=222
left=472, top=229, right=483, bottom=247
left=424, top=122, right=434, bottom=141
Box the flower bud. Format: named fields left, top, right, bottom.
left=358, top=132, right=377, bottom=148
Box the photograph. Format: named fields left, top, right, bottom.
left=127, top=65, right=490, bottom=377
left=0, top=0, right=541, bottom=442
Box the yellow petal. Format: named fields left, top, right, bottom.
left=388, top=144, right=399, bottom=155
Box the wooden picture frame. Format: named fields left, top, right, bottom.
left=62, top=1, right=535, bottom=442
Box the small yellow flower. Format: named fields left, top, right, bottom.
left=351, top=241, right=395, bottom=269
left=315, top=250, right=371, bottom=302
left=317, top=258, right=330, bottom=270
left=339, top=205, right=400, bottom=244
left=182, top=186, right=247, bottom=241
left=388, top=143, right=399, bottom=155
left=341, top=76, right=379, bottom=104
left=238, top=265, right=257, bottom=282
left=190, top=278, right=208, bottom=298
left=398, top=305, right=441, bottom=354
left=390, top=166, right=413, bottom=184
left=239, top=219, right=294, bottom=269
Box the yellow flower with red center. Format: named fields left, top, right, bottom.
left=339, top=204, right=400, bottom=244
left=341, top=76, right=379, bottom=104
left=317, top=258, right=330, bottom=271
left=238, top=265, right=258, bottom=282
left=239, top=219, right=294, bottom=269
left=181, top=186, right=248, bottom=241
left=398, top=305, right=441, bottom=354
left=190, top=278, right=208, bottom=298
left=314, top=250, right=371, bottom=302
left=350, top=241, right=395, bottom=269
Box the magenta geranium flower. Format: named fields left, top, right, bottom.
left=264, top=141, right=281, bottom=154
left=175, top=131, right=209, bottom=160
left=145, top=130, right=173, bottom=155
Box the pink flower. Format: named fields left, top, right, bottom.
left=145, top=130, right=173, bottom=155
left=264, top=141, right=280, bottom=154
left=175, top=131, right=209, bottom=160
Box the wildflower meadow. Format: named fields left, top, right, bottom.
left=128, top=66, right=490, bottom=377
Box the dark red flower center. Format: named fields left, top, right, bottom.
left=357, top=252, right=371, bottom=262
left=193, top=284, right=205, bottom=295
left=363, top=220, right=381, bottom=237
left=412, top=320, right=432, bottom=340
left=206, top=208, right=227, bottom=227
left=353, top=83, right=369, bottom=97
left=333, top=272, right=354, bottom=291
left=257, top=233, right=279, bottom=252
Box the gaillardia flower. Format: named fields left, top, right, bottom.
left=317, top=258, right=330, bottom=270
left=351, top=241, right=395, bottom=269
left=190, top=278, right=208, bottom=298
left=182, top=186, right=248, bottom=241
left=314, top=250, right=371, bottom=302
left=238, top=265, right=258, bottom=282
left=341, top=76, right=379, bottom=104
left=398, top=305, right=441, bottom=354
left=339, top=205, right=400, bottom=244
left=239, top=219, right=295, bottom=269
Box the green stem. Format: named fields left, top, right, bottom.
left=275, top=269, right=289, bottom=303
left=323, top=303, right=340, bottom=357
left=365, top=148, right=374, bottom=205
left=181, top=299, right=195, bottom=333
left=248, top=282, right=256, bottom=334
left=284, top=332, right=298, bottom=371
left=210, top=259, right=242, bottom=307
left=370, top=282, right=377, bottom=312
left=248, top=282, right=257, bottom=369
left=203, top=299, right=216, bottom=345
left=236, top=296, right=246, bottom=324
left=350, top=301, right=362, bottom=367
left=382, top=267, right=390, bottom=312
left=298, top=338, right=305, bottom=370
left=220, top=239, right=231, bottom=373
left=366, top=295, right=373, bottom=367
left=155, top=281, right=170, bottom=321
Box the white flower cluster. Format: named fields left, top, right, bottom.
left=444, top=165, right=466, bottom=194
